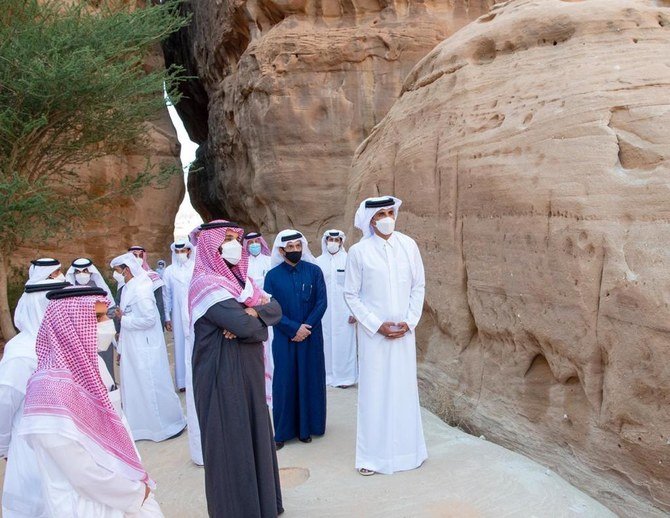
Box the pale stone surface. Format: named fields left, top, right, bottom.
left=179, top=0, right=494, bottom=230
left=0, top=387, right=615, bottom=517
left=346, top=0, right=670, bottom=515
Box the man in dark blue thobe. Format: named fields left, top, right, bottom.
left=264, top=229, right=328, bottom=449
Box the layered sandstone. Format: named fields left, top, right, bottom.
left=346, top=0, right=670, bottom=515
left=174, top=0, right=494, bottom=229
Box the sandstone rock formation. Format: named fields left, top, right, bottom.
left=170, top=0, right=494, bottom=230
left=346, top=0, right=670, bottom=515
left=12, top=106, right=183, bottom=278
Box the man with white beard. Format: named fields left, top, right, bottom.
left=163, top=242, right=195, bottom=393
left=0, top=275, right=68, bottom=518
left=110, top=253, right=186, bottom=442
left=344, top=196, right=427, bottom=476
left=315, top=230, right=357, bottom=388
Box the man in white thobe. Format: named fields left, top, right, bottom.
left=244, top=231, right=275, bottom=406
left=111, top=253, right=186, bottom=442
left=163, top=242, right=195, bottom=392
left=0, top=274, right=66, bottom=518
left=12, top=258, right=65, bottom=329
left=162, top=241, right=203, bottom=465
left=65, top=258, right=115, bottom=303
left=344, top=196, right=427, bottom=476
left=315, top=230, right=357, bottom=388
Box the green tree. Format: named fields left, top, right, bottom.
left=0, top=0, right=189, bottom=340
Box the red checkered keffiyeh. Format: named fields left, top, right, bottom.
left=129, top=246, right=162, bottom=285
left=22, top=294, right=152, bottom=486
left=188, top=220, right=263, bottom=324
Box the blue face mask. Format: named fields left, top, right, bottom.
left=249, top=243, right=262, bottom=257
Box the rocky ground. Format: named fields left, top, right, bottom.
left=126, top=386, right=616, bottom=517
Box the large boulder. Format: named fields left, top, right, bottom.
left=175, top=0, right=494, bottom=231
left=346, top=0, right=670, bottom=515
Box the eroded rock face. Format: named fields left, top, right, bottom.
left=347, top=0, right=670, bottom=515
left=12, top=108, right=183, bottom=280
left=178, top=0, right=494, bottom=229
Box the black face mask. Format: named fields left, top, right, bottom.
left=284, top=250, right=302, bottom=264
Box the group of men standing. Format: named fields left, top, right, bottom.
left=0, top=194, right=427, bottom=517
left=186, top=195, right=427, bottom=517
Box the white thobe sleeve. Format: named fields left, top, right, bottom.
left=344, top=247, right=383, bottom=336
left=404, top=240, right=426, bottom=331
left=0, top=386, right=23, bottom=457
left=0, top=359, right=33, bottom=457
left=34, top=434, right=146, bottom=513
left=163, top=274, right=173, bottom=322
left=121, top=297, right=157, bottom=331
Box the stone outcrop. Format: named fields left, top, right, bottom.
left=171, top=0, right=494, bottom=228
left=346, top=0, right=670, bottom=515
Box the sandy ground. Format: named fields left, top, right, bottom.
left=0, top=335, right=616, bottom=518
left=131, top=387, right=614, bottom=518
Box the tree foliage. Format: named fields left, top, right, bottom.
left=0, top=0, right=189, bottom=340
left=0, top=0, right=189, bottom=248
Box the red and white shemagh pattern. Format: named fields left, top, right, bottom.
left=188, top=220, right=263, bottom=321
left=23, top=295, right=151, bottom=485
left=133, top=249, right=161, bottom=283
left=244, top=235, right=271, bottom=256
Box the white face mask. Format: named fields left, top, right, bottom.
left=97, top=319, right=116, bottom=352
left=175, top=253, right=189, bottom=264
left=375, top=216, right=395, bottom=236
left=326, top=241, right=340, bottom=254
left=75, top=272, right=92, bottom=285
left=51, top=273, right=66, bottom=282
left=113, top=271, right=125, bottom=285
left=220, top=240, right=242, bottom=265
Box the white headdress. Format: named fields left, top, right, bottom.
left=26, top=258, right=61, bottom=285
left=109, top=253, right=149, bottom=288
left=66, top=258, right=114, bottom=306
left=354, top=196, right=402, bottom=239
left=270, top=230, right=316, bottom=268
left=320, top=229, right=346, bottom=255
left=13, top=278, right=69, bottom=337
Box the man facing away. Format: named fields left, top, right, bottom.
left=315, top=230, right=357, bottom=388
left=0, top=271, right=68, bottom=518
left=344, top=196, right=427, bottom=476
